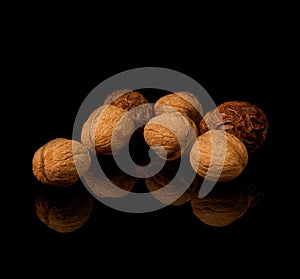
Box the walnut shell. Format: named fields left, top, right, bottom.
left=154, top=91, right=203, bottom=127
left=190, top=130, right=248, bottom=182
left=35, top=185, right=94, bottom=233
left=83, top=155, right=138, bottom=198
left=81, top=104, right=135, bottom=155
left=32, top=138, right=91, bottom=187
left=143, top=111, right=198, bottom=161
left=199, top=101, right=268, bottom=153
left=104, top=89, right=153, bottom=124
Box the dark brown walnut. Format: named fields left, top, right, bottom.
left=199, top=101, right=268, bottom=153
left=83, top=155, right=138, bottom=198
left=146, top=160, right=199, bottom=206
left=35, top=185, right=94, bottom=233
left=154, top=91, right=203, bottom=127
left=191, top=181, right=265, bottom=227
left=32, top=138, right=91, bottom=187
left=190, top=130, right=248, bottom=182
left=81, top=104, right=135, bottom=155
left=104, top=89, right=153, bottom=124
left=143, top=111, right=199, bottom=161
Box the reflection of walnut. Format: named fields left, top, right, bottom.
left=143, top=111, right=198, bottom=161
left=154, top=91, right=203, bottom=127
left=83, top=155, right=138, bottom=198
left=145, top=160, right=196, bottom=206
left=104, top=89, right=153, bottom=124
left=199, top=101, right=268, bottom=153
left=190, top=130, right=248, bottom=182
left=81, top=104, right=135, bottom=155
left=191, top=182, right=265, bottom=227
left=35, top=186, right=94, bottom=233
left=32, top=138, right=91, bottom=187
left=191, top=184, right=248, bottom=227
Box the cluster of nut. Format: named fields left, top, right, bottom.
left=145, top=94, right=268, bottom=183
left=33, top=89, right=269, bottom=186
left=32, top=89, right=152, bottom=232
left=190, top=100, right=268, bottom=182
left=32, top=89, right=153, bottom=187
left=32, top=88, right=269, bottom=230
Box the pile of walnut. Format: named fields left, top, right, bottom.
left=32, top=89, right=269, bottom=230
left=33, top=89, right=268, bottom=186
left=145, top=92, right=268, bottom=182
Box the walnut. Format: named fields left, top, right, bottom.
left=32, top=138, right=91, bottom=187
left=189, top=130, right=248, bottom=182
left=81, top=104, right=135, bottom=155
left=199, top=101, right=268, bottom=153
left=83, top=155, right=138, bottom=198
left=35, top=185, right=94, bottom=233
left=154, top=91, right=203, bottom=127
left=104, top=89, right=153, bottom=124
left=145, top=160, right=196, bottom=206
left=191, top=181, right=265, bottom=227
left=143, top=111, right=198, bottom=161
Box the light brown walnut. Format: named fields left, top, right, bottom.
left=189, top=130, right=248, bottom=182
left=154, top=91, right=203, bottom=127
left=81, top=104, right=135, bottom=155
left=199, top=101, right=268, bottom=153
left=104, top=89, right=153, bottom=124
left=32, top=138, right=91, bottom=187
left=143, top=111, right=198, bottom=161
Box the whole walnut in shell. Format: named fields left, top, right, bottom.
left=32, top=138, right=91, bottom=187
left=189, top=130, right=248, bottom=182
left=104, top=89, right=153, bottom=124
left=35, top=185, right=94, bottom=233
left=81, top=104, right=135, bottom=155
left=154, top=91, right=203, bottom=127
left=143, top=111, right=198, bottom=161
left=199, top=101, right=268, bottom=153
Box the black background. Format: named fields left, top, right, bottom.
left=14, top=15, right=284, bottom=275
left=27, top=57, right=276, bottom=261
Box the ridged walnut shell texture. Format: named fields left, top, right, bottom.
left=143, top=111, right=198, bottom=161
left=104, top=89, right=153, bottom=124
left=190, top=130, right=248, bottom=182
left=199, top=101, right=268, bottom=153
left=32, top=138, right=91, bottom=187
left=81, top=104, right=135, bottom=155
left=154, top=91, right=203, bottom=127
left=35, top=186, right=94, bottom=233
